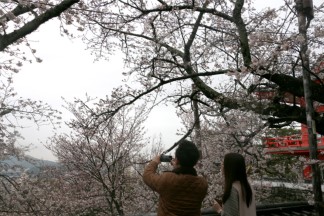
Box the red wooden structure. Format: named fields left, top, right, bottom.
left=263, top=105, right=324, bottom=180
left=258, top=57, right=324, bottom=180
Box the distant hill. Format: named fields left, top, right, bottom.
left=0, top=155, right=58, bottom=177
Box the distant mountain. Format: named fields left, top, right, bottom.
left=0, top=155, right=59, bottom=177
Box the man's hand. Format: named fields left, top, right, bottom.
left=152, top=155, right=161, bottom=164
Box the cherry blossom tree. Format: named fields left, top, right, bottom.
left=168, top=108, right=312, bottom=210
left=0, top=0, right=81, bottom=72
left=0, top=76, right=65, bottom=213
left=69, top=0, right=324, bottom=135
left=48, top=98, right=156, bottom=215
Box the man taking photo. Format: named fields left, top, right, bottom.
left=143, top=139, right=208, bottom=216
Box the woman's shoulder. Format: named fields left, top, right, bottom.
left=232, top=181, right=241, bottom=191
left=232, top=181, right=253, bottom=189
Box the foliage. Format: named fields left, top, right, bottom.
left=266, top=127, right=301, bottom=138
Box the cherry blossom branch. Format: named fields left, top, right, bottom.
left=0, top=0, right=80, bottom=51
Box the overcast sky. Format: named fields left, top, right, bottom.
left=12, top=20, right=183, bottom=161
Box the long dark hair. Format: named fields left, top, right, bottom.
left=222, top=153, right=253, bottom=207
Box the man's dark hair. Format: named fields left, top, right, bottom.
left=175, top=140, right=200, bottom=167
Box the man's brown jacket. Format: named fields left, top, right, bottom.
left=143, top=161, right=208, bottom=216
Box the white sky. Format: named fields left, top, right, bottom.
left=13, top=20, right=183, bottom=161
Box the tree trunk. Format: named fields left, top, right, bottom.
left=192, top=84, right=202, bottom=159
left=295, top=0, right=324, bottom=215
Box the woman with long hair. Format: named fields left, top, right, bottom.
left=213, top=153, right=256, bottom=216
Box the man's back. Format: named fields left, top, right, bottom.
left=143, top=161, right=208, bottom=216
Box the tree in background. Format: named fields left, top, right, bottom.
left=0, top=0, right=83, bottom=212
left=0, top=75, right=65, bottom=213
left=48, top=98, right=154, bottom=215
left=185, top=109, right=266, bottom=206
left=174, top=102, right=313, bottom=206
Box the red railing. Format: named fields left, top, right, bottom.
left=265, top=135, right=324, bottom=148
left=265, top=135, right=302, bottom=148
